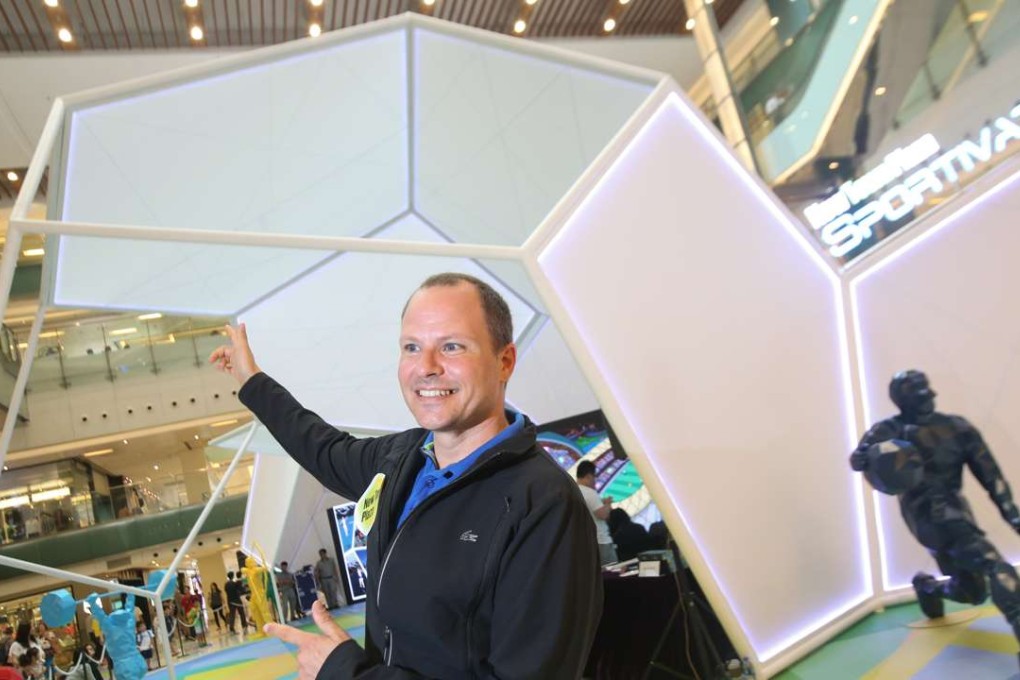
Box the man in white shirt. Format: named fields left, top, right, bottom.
left=576, top=461, right=617, bottom=565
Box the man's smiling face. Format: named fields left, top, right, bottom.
left=398, top=281, right=515, bottom=437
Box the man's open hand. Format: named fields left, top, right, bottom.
left=266, top=600, right=352, bottom=680
left=208, top=323, right=262, bottom=386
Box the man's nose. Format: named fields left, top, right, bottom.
left=419, top=349, right=443, bottom=376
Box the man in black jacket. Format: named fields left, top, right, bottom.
left=210, top=273, right=602, bottom=679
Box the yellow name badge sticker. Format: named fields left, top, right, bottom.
left=355, top=473, right=386, bottom=537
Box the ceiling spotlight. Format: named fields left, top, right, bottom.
left=57, top=28, right=72, bottom=43
left=153, top=464, right=160, bottom=471
left=828, top=161, right=839, bottom=170
left=138, top=312, right=162, bottom=321
left=5, top=171, right=17, bottom=182
left=770, top=16, right=779, bottom=26
left=123, top=439, right=129, bottom=445
left=422, top=0, right=436, bottom=6
left=874, top=85, right=887, bottom=96
left=184, top=0, right=199, bottom=7
left=848, top=15, right=859, bottom=25
left=685, top=18, right=696, bottom=30
left=525, top=0, right=538, bottom=5
left=603, top=18, right=616, bottom=32
left=513, top=19, right=526, bottom=34
left=189, top=25, right=204, bottom=41
left=310, top=0, right=324, bottom=5
left=309, top=22, right=322, bottom=37
left=619, top=0, right=630, bottom=4
left=44, top=0, right=58, bottom=7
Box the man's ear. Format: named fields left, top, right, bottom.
left=499, top=343, right=517, bottom=383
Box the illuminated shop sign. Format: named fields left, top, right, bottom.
left=804, top=102, right=1020, bottom=259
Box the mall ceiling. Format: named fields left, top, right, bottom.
left=0, top=0, right=747, bottom=50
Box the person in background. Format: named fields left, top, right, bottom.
left=276, top=562, right=301, bottom=622
left=0, top=626, right=13, bottom=667
left=224, top=572, right=248, bottom=634
left=16, top=648, right=42, bottom=680
left=576, top=460, right=617, bottom=565
left=6, top=624, right=40, bottom=671
left=135, top=622, right=154, bottom=670
left=314, top=549, right=343, bottom=611
left=208, top=583, right=228, bottom=632
left=607, top=508, right=651, bottom=562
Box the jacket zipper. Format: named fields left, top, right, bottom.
left=384, top=626, right=393, bottom=665
left=375, top=451, right=510, bottom=652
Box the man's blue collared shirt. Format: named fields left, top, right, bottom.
left=397, top=411, right=525, bottom=528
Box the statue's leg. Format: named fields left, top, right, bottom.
left=947, top=530, right=1020, bottom=640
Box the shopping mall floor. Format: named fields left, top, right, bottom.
left=128, top=600, right=1019, bottom=679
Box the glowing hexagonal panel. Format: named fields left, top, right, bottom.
left=537, top=93, right=866, bottom=662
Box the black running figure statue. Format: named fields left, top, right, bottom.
left=850, top=370, right=1020, bottom=649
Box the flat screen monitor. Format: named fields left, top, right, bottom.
left=327, top=502, right=369, bottom=604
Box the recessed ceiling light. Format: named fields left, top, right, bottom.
left=828, top=161, right=839, bottom=170
left=310, top=0, right=323, bottom=5
left=849, top=15, right=858, bottom=25
left=57, top=28, right=72, bottom=43
left=784, top=37, right=794, bottom=47
left=525, top=0, right=538, bottom=5
left=685, top=18, right=696, bottom=30
left=619, top=0, right=630, bottom=4
left=513, top=19, right=526, bottom=34
left=21, top=248, right=44, bottom=257
left=110, top=327, right=137, bottom=336
left=603, top=18, right=616, bottom=32
left=185, top=0, right=199, bottom=7
left=422, top=0, right=436, bottom=6
left=194, top=435, right=200, bottom=440
left=770, top=16, right=779, bottom=26
left=309, top=22, right=321, bottom=37
left=123, top=439, right=129, bottom=445
left=138, top=313, right=162, bottom=321
left=189, top=25, right=203, bottom=41
left=44, top=0, right=58, bottom=7
left=874, top=86, right=887, bottom=96
left=5, top=171, right=17, bottom=182
left=153, top=464, right=160, bottom=470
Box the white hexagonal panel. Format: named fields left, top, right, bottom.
left=537, top=93, right=865, bottom=663
left=414, top=26, right=655, bottom=246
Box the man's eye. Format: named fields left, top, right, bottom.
left=443, top=343, right=462, bottom=352
left=403, top=344, right=419, bottom=353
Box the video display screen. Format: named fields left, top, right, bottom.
left=536, top=409, right=660, bottom=527
left=327, top=502, right=369, bottom=604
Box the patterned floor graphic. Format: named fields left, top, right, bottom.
left=146, top=604, right=366, bottom=679
left=143, top=600, right=1020, bottom=678
left=778, top=602, right=1020, bottom=680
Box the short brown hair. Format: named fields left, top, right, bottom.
left=404, top=273, right=513, bottom=350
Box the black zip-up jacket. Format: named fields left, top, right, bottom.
left=239, top=373, right=603, bottom=679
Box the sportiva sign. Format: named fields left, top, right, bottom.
left=803, top=103, right=1020, bottom=259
